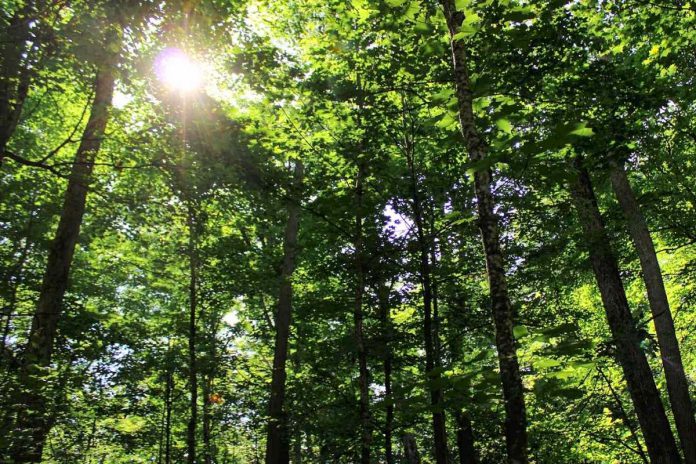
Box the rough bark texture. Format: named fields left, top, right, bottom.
left=455, top=412, right=478, bottom=464
left=353, top=160, right=372, bottom=464
left=378, top=285, right=394, bottom=464
left=610, top=161, right=696, bottom=463
left=403, top=433, right=422, bottom=464
left=571, top=161, right=681, bottom=464
left=186, top=206, right=198, bottom=464
left=10, top=57, right=116, bottom=462
left=265, top=161, right=304, bottom=464
left=439, top=2, right=528, bottom=462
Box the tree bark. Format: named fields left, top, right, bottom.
left=353, top=160, right=372, bottom=464
left=0, top=1, right=36, bottom=163
left=570, top=160, right=681, bottom=463
left=10, top=51, right=117, bottom=463
left=610, top=161, right=696, bottom=463
left=165, top=360, right=174, bottom=464
left=203, top=371, right=213, bottom=464
left=439, top=2, right=528, bottom=462
left=378, top=285, right=394, bottom=464
left=455, top=412, right=478, bottom=464
left=406, top=141, right=449, bottom=464
left=186, top=205, right=199, bottom=464
left=265, top=161, right=303, bottom=464
left=403, top=433, right=421, bottom=464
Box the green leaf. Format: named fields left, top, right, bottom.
left=496, top=118, right=513, bottom=134
left=513, top=325, right=528, bottom=338
left=569, top=123, right=594, bottom=137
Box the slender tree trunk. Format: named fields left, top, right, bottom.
left=455, top=412, right=478, bottom=464
left=265, top=161, right=303, bottom=464
left=378, top=285, right=394, bottom=464
left=597, top=365, right=649, bottom=463
left=570, top=161, right=681, bottom=463
left=610, top=161, right=696, bottom=463
left=402, top=434, right=421, bottom=464
left=202, top=374, right=213, bottom=464
left=439, top=3, right=528, bottom=462
left=353, top=160, right=372, bottom=464
left=9, top=51, right=117, bottom=462
left=293, top=429, right=302, bottom=464
left=1, top=210, right=34, bottom=354
left=186, top=205, right=199, bottom=464
left=165, top=366, right=174, bottom=464
left=406, top=146, right=449, bottom=464
left=0, top=2, right=36, bottom=163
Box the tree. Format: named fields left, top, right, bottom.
left=439, top=1, right=528, bottom=462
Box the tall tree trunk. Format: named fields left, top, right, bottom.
left=455, top=412, right=478, bottom=464
left=406, top=144, right=449, bottom=464
left=610, top=161, right=696, bottom=463
left=378, top=285, right=394, bottom=464
left=202, top=372, right=213, bottom=463
left=165, top=365, right=174, bottom=464
left=0, top=1, right=36, bottom=163
left=10, top=51, right=117, bottom=463
left=186, top=205, right=199, bottom=464
left=402, top=433, right=421, bottom=464
left=570, top=160, right=681, bottom=463
left=439, top=3, right=528, bottom=462
left=265, top=161, right=304, bottom=464
left=1, top=208, right=34, bottom=355
left=293, top=429, right=302, bottom=464
left=353, top=160, right=372, bottom=464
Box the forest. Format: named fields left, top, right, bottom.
left=1, top=0, right=695, bottom=463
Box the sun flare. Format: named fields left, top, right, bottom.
left=155, top=48, right=203, bottom=93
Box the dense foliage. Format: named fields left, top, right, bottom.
left=2, top=0, right=696, bottom=463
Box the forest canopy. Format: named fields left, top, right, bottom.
left=1, top=0, right=696, bottom=463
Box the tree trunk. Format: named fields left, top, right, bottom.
left=0, top=1, right=35, bottom=163
left=570, top=161, right=681, bottom=463
left=186, top=205, right=199, bottom=464
left=10, top=52, right=117, bottom=463
left=610, top=161, right=696, bottom=463
left=165, top=363, right=174, bottom=464
left=439, top=3, right=528, bottom=462
left=293, top=429, right=302, bottom=464
left=265, top=161, right=303, bottom=464
left=406, top=142, right=449, bottom=464
left=455, top=412, right=478, bottom=464
left=378, top=285, right=394, bottom=464
left=203, top=374, right=213, bottom=464
left=402, top=433, right=421, bottom=464
left=353, top=160, right=372, bottom=464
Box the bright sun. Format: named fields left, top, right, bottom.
left=155, top=48, right=203, bottom=93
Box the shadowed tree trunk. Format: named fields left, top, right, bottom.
left=455, top=411, right=478, bottom=464
left=186, top=205, right=199, bottom=464
left=403, top=433, right=421, bottom=464
left=378, top=284, right=394, bottom=464
left=265, top=161, right=303, bottom=464
left=203, top=364, right=215, bottom=464
left=571, top=160, right=681, bottom=463
left=9, top=43, right=118, bottom=462
left=439, top=2, right=528, bottom=462
left=0, top=1, right=37, bottom=163
left=404, top=130, right=449, bottom=463
left=353, top=158, right=372, bottom=464
left=165, top=357, right=174, bottom=464
left=610, top=161, right=696, bottom=463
